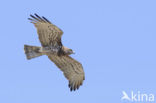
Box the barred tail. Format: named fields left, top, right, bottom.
left=24, top=45, right=43, bottom=60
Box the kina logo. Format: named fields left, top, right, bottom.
left=121, top=91, right=155, bottom=102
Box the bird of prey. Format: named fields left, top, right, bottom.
left=24, top=14, right=85, bottom=91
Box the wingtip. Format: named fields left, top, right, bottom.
left=68, top=82, right=80, bottom=91
left=30, top=14, right=33, bottom=17
left=28, top=13, right=51, bottom=23
left=34, top=13, right=39, bottom=17
left=42, top=16, right=51, bottom=23
left=28, top=18, right=33, bottom=20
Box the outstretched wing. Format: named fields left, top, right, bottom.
left=28, top=14, right=63, bottom=47
left=48, top=55, right=85, bottom=91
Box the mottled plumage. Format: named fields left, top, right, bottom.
left=24, top=14, right=85, bottom=91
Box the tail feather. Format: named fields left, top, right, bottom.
left=24, top=45, right=43, bottom=60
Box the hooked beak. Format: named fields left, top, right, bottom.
left=72, top=51, right=75, bottom=54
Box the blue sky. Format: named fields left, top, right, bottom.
left=0, top=0, right=156, bottom=102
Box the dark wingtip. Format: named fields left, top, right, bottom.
left=29, top=13, right=51, bottom=23
left=34, top=13, right=45, bottom=22
left=29, top=14, right=41, bottom=22
left=77, top=86, right=79, bottom=90
left=70, top=88, right=72, bottom=91
left=30, top=14, right=34, bottom=18
left=34, top=13, right=38, bottom=16
left=34, top=13, right=40, bottom=18
left=68, top=82, right=80, bottom=91
left=42, top=16, right=51, bottom=23
left=69, top=82, right=73, bottom=91
left=28, top=18, right=34, bottom=21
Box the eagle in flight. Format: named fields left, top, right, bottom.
left=24, top=14, right=85, bottom=91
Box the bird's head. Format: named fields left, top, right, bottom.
left=63, top=46, right=75, bottom=55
